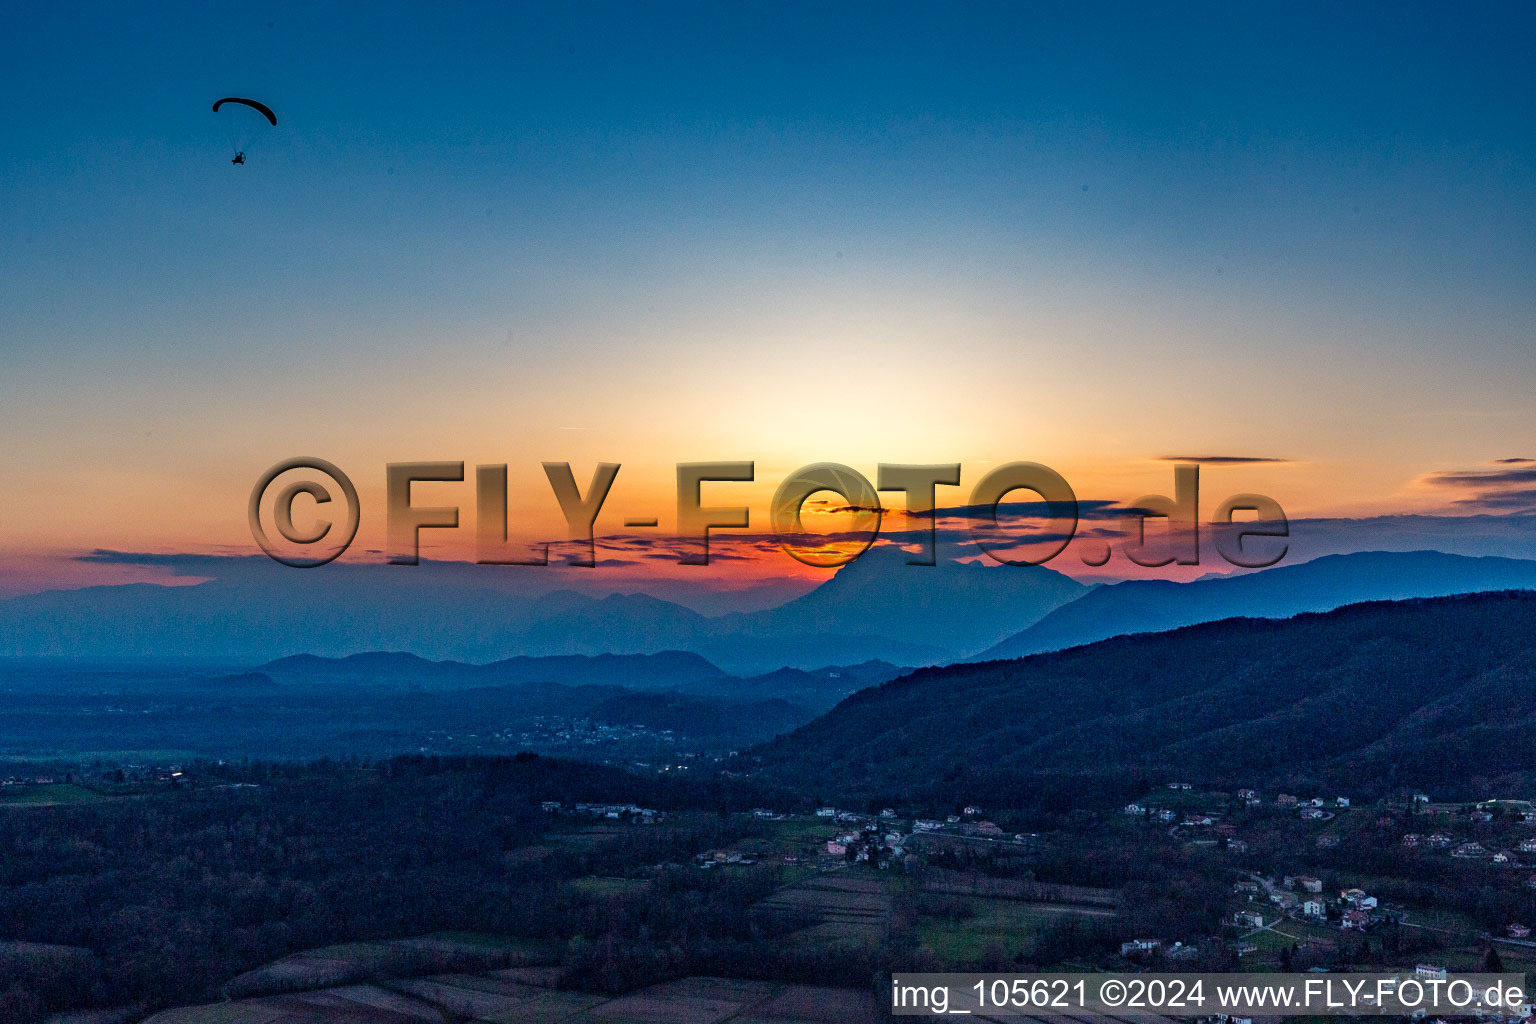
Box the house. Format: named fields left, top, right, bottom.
left=1508, top=924, right=1532, bottom=939
left=1183, top=815, right=1214, bottom=826
left=914, top=819, right=941, bottom=832
left=963, top=805, right=982, bottom=816
left=1306, top=797, right=1326, bottom=808
left=1298, top=876, right=1323, bottom=893
left=1340, top=889, right=1377, bottom=909
left=1316, top=835, right=1340, bottom=848
left=824, top=841, right=847, bottom=855
left=1519, top=838, right=1536, bottom=853
left=1237, top=789, right=1257, bottom=800
left=1413, top=793, right=1431, bottom=804
left=1453, top=841, right=1487, bottom=859
left=1494, top=851, right=1516, bottom=865
left=1125, top=803, right=1147, bottom=815
left=1427, top=832, right=1454, bottom=848
left=1335, top=797, right=1350, bottom=807
left=1231, top=910, right=1265, bottom=929
left=974, top=821, right=1003, bottom=836
left=1416, top=964, right=1447, bottom=980
left=1234, top=880, right=1260, bottom=894
left=1120, top=939, right=1161, bottom=956
left=1226, top=839, right=1249, bottom=853
left=815, top=807, right=837, bottom=817
left=540, top=801, right=561, bottom=812
left=1342, top=909, right=1370, bottom=929
left=1302, top=899, right=1326, bottom=918
left=1402, top=833, right=1422, bottom=847
left=1277, top=794, right=1299, bottom=806
left=1155, top=809, right=1176, bottom=822
left=880, top=808, right=897, bottom=819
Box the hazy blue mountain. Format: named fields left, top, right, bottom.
left=754, top=590, right=1536, bottom=806
left=0, top=545, right=1087, bottom=670
left=586, top=691, right=813, bottom=743
left=253, top=651, right=895, bottom=712
left=258, top=650, right=727, bottom=690
left=715, top=545, right=1088, bottom=662
left=677, top=659, right=908, bottom=711
left=973, top=550, right=1536, bottom=661
left=0, top=573, right=715, bottom=664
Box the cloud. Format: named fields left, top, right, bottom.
left=1153, top=455, right=1294, bottom=465
left=1450, top=488, right=1536, bottom=511
left=1425, top=467, right=1536, bottom=488
left=1420, top=462, right=1536, bottom=514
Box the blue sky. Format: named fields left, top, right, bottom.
left=1, top=1, right=1533, bottom=587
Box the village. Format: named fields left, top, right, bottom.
left=569, top=777, right=1536, bottom=985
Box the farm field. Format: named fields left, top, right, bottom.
left=755, top=870, right=893, bottom=950
left=566, top=876, right=651, bottom=898
left=918, top=898, right=1055, bottom=962
left=0, top=784, right=108, bottom=807
left=141, top=974, right=878, bottom=1024
left=223, top=934, right=552, bottom=999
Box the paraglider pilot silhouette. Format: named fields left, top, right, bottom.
left=212, top=97, right=277, bottom=164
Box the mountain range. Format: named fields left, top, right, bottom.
left=4, top=548, right=1536, bottom=677
left=973, top=549, right=1536, bottom=661
left=753, top=589, right=1536, bottom=808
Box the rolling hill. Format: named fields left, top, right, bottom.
left=754, top=590, right=1536, bottom=808
left=973, top=549, right=1536, bottom=661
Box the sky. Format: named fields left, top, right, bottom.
left=1, top=1, right=1534, bottom=596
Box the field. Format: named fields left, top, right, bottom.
left=913, top=871, right=1119, bottom=962
left=143, top=973, right=877, bottom=1024
left=755, top=870, right=893, bottom=950
left=566, top=876, right=651, bottom=898
left=0, top=783, right=109, bottom=807
left=918, top=898, right=1059, bottom=961
left=223, top=934, right=552, bottom=998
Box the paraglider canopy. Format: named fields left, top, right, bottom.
left=212, top=97, right=277, bottom=125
